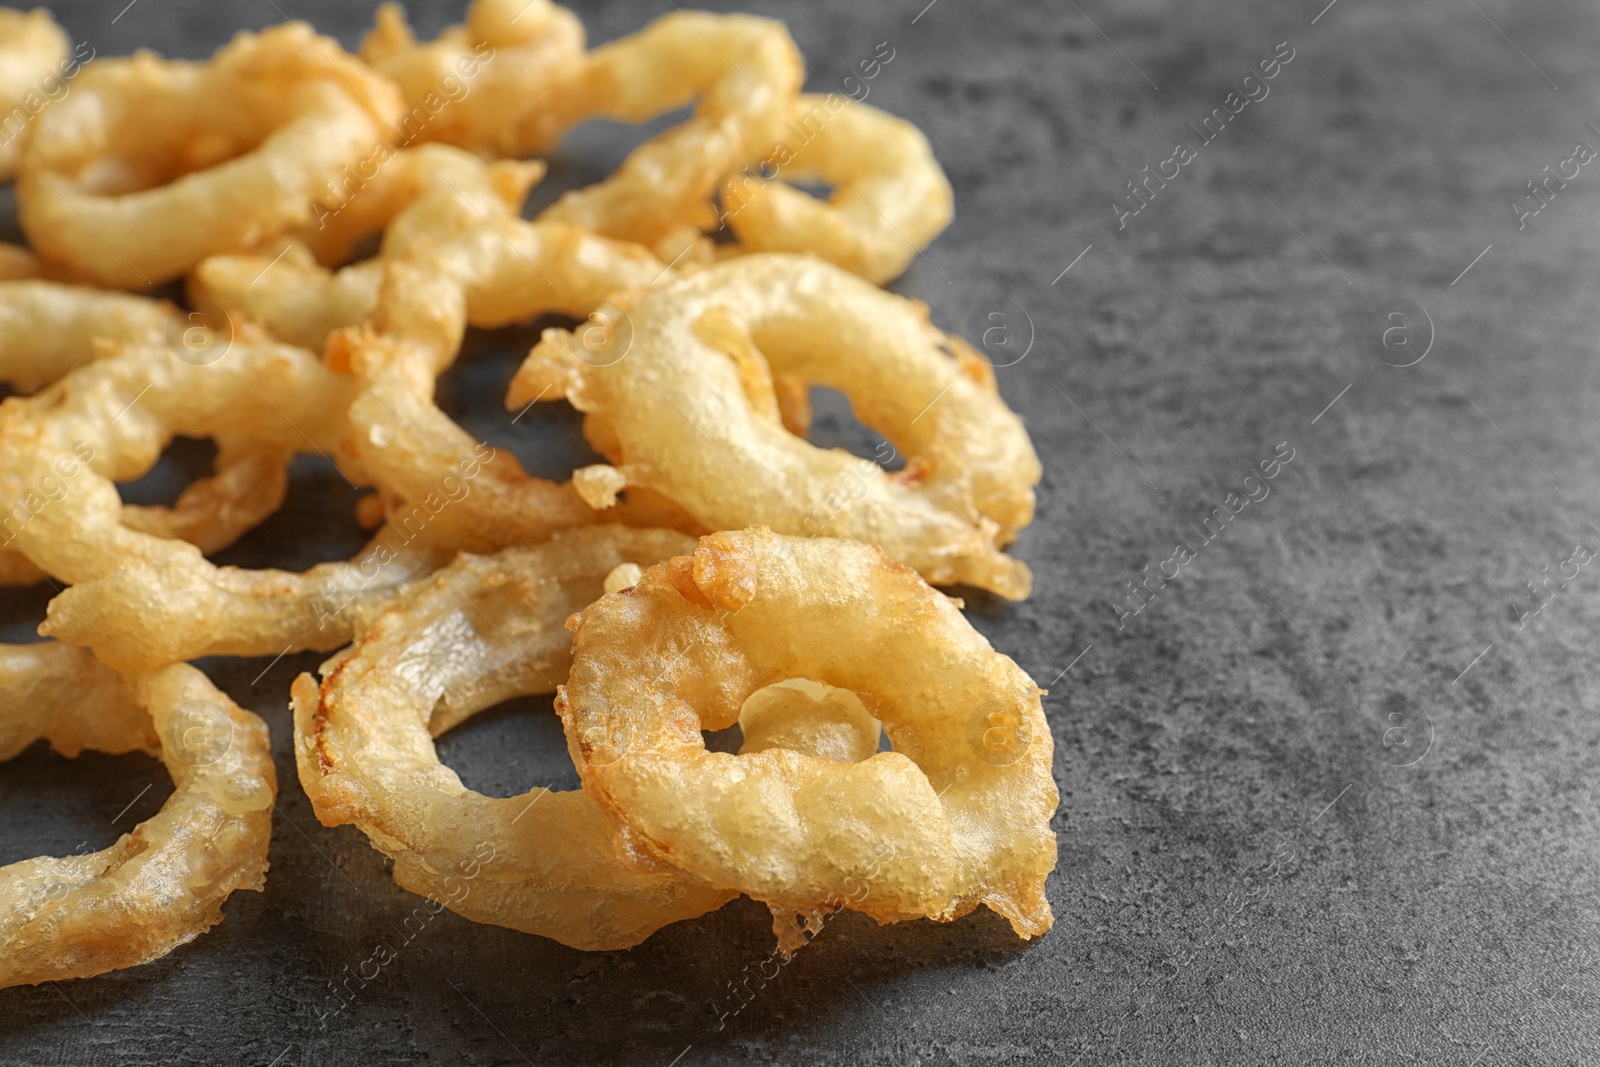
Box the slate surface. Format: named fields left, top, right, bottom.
left=3, top=0, right=1600, bottom=1063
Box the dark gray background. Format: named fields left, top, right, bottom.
left=3, top=0, right=1599, bottom=1063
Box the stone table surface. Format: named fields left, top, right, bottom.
left=3, top=0, right=1599, bottom=1063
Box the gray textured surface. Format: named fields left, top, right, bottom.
left=4, top=0, right=1600, bottom=1063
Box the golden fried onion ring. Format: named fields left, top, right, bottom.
left=363, top=2, right=801, bottom=250
left=559, top=529, right=1057, bottom=952
left=191, top=146, right=548, bottom=352
left=0, top=336, right=447, bottom=669
left=0, top=282, right=293, bottom=587
left=534, top=10, right=802, bottom=248
left=16, top=23, right=401, bottom=287
left=292, top=526, right=737, bottom=951
left=360, top=0, right=586, bottom=159
left=723, top=95, right=954, bottom=285
left=0, top=7, right=69, bottom=180
left=0, top=643, right=275, bottom=987
left=512, top=254, right=1040, bottom=599
left=204, top=147, right=694, bottom=553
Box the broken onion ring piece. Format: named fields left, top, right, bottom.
left=558, top=529, right=1057, bottom=954
left=0, top=644, right=275, bottom=988
left=534, top=10, right=803, bottom=247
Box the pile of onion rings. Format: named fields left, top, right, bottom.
left=0, top=0, right=1054, bottom=988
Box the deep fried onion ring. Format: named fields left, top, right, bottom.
left=203, top=147, right=695, bottom=551
left=0, top=336, right=450, bottom=669
left=0, top=282, right=293, bottom=587
left=533, top=10, right=802, bottom=248
left=16, top=23, right=401, bottom=287
left=0, top=643, right=275, bottom=987
left=558, top=529, right=1057, bottom=952
left=512, top=254, right=1040, bottom=599
left=722, top=95, right=954, bottom=285
left=292, top=526, right=737, bottom=951
left=360, top=0, right=586, bottom=159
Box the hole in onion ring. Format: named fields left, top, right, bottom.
left=702, top=723, right=745, bottom=755
left=0, top=748, right=172, bottom=865
left=116, top=436, right=218, bottom=509
left=0, top=594, right=48, bottom=645
left=434, top=321, right=605, bottom=483
left=208, top=455, right=369, bottom=575
left=802, top=385, right=906, bottom=471
left=521, top=106, right=695, bottom=218
left=433, top=693, right=579, bottom=797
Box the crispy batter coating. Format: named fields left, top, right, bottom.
left=513, top=254, right=1040, bottom=599
left=363, top=2, right=800, bottom=249
left=16, top=23, right=401, bottom=287
left=0, top=646, right=275, bottom=987
left=292, top=527, right=738, bottom=951
left=724, top=95, right=954, bottom=285
left=559, top=529, right=1057, bottom=953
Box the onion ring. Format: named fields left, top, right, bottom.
left=533, top=10, right=802, bottom=248
left=189, top=145, right=546, bottom=351
left=511, top=254, right=1040, bottom=599
left=0, top=335, right=451, bottom=669
left=202, top=147, right=695, bottom=553
left=558, top=528, right=1057, bottom=952
left=0, top=7, right=69, bottom=180
left=0, top=282, right=292, bottom=587
left=0, top=280, right=174, bottom=394
left=16, top=22, right=401, bottom=287
left=0, top=643, right=275, bottom=987
left=291, top=526, right=738, bottom=951
left=360, top=0, right=587, bottom=160
left=722, top=95, right=954, bottom=285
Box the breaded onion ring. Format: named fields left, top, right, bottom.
left=0, top=643, right=275, bottom=987
left=723, top=95, right=954, bottom=285
left=16, top=23, right=401, bottom=287
left=512, top=254, right=1040, bottom=599
left=558, top=529, right=1057, bottom=952
left=360, top=0, right=586, bottom=159
left=0, top=282, right=292, bottom=587
left=292, top=526, right=737, bottom=951
left=0, top=336, right=447, bottom=669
